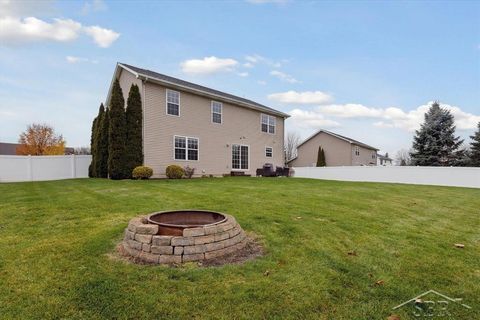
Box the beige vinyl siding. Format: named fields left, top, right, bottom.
left=351, top=145, right=377, bottom=166
left=289, top=132, right=352, bottom=167
left=142, top=82, right=284, bottom=177
left=118, top=68, right=143, bottom=106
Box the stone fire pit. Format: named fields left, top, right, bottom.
left=122, top=210, right=247, bottom=264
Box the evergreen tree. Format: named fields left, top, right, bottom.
left=316, top=146, right=326, bottom=167
left=108, top=79, right=127, bottom=179
left=410, top=102, right=464, bottom=166
left=469, top=122, right=480, bottom=166
left=88, top=115, right=98, bottom=177
left=125, top=84, right=143, bottom=177
left=93, top=104, right=105, bottom=177
left=97, top=107, right=110, bottom=178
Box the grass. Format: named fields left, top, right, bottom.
left=0, top=177, right=478, bottom=319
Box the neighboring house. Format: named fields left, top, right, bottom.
left=0, top=142, right=74, bottom=155
left=287, top=129, right=378, bottom=167
left=106, top=63, right=289, bottom=177
left=377, top=153, right=393, bottom=166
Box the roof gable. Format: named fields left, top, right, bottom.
left=298, top=129, right=378, bottom=150
left=113, top=63, right=289, bottom=118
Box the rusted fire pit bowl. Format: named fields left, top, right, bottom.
left=147, top=210, right=227, bottom=236
left=122, top=210, right=247, bottom=264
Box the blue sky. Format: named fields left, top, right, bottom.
left=0, top=0, right=479, bottom=157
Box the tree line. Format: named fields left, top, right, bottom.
left=89, top=79, right=143, bottom=179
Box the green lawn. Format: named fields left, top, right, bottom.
left=0, top=178, right=478, bottom=319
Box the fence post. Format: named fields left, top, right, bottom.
left=28, top=155, right=33, bottom=181
left=71, top=154, right=76, bottom=179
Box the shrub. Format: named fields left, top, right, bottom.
left=184, top=166, right=195, bottom=178
left=166, top=165, right=184, bottom=179
left=132, top=166, right=153, bottom=180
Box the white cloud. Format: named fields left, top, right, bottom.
left=0, top=0, right=55, bottom=17
left=66, top=56, right=98, bottom=64
left=237, top=72, right=249, bottom=77
left=319, top=102, right=480, bottom=131
left=243, top=62, right=254, bottom=68
left=0, top=17, right=81, bottom=43
left=288, top=109, right=340, bottom=129
left=83, top=25, right=119, bottom=48
left=180, top=56, right=238, bottom=75
left=270, top=70, right=298, bottom=83
left=0, top=16, right=119, bottom=47
left=268, top=90, right=333, bottom=105
left=245, top=54, right=283, bottom=68
left=257, top=80, right=267, bottom=85
left=81, top=0, right=107, bottom=15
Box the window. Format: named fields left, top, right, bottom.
left=232, top=144, right=249, bottom=170
left=211, top=101, right=222, bottom=124
left=265, top=146, right=273, bottom=158
left=372, top=152, right=376, bottom=159
left=261, top=114, right=276, bottom=134
left=166, top=90, right=180, bottom=116
left=174, top=136, right=198, bottom=161
left=355, top=146, right=360, bottom=156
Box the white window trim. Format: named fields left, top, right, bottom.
left=231, top=144, right=250, bottom=171
left=265, top=146, right=273, bottom=158
left=354, top=146, right=360, bottom=156
left=173, top=135, right=199, bottom=161
left=166, top=89, right=180, bottom=117
left=211, top=101, right=222, bottom=124
left=260, top=113, right=276, bottom=135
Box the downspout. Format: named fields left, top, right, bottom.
left=141, top=77, right=147, bottom=165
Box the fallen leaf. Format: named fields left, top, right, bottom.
left=374, top=280, right=384, bottom=286
left=263, top=270, right=270, bottom=276
left=454, top=243, right=465, bottom=248
left=387, top=315, right=401, bottom=320
left=347, top=250, right=357, bottom=256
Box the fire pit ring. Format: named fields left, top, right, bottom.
left=122, top=210, right=247, bottom=264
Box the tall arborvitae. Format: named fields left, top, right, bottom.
left=98, top=107, right=110, bottom=178
left=89, top=115, right=98, bottom=177
left=469, top=122, right=480, bottom=166
left=125, top=84, right=143, bottom=177
left=108, top=79, right=127, bottom=179
left=93, top=104, right=105, bottom=177
left=410, top=102, right=464, bottom=166
left=316, top=146, right=326, bottom=167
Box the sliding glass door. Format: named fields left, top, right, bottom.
left=232, top=144, right=249, bottom=170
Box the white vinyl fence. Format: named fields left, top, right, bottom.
left=0, top=155, right=92, bottom=183
left=293, top=166, right=480, bottom=188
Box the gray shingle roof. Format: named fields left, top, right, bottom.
left=119, top=63, right=289, bottom=118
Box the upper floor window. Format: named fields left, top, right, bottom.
left=265, top=146, right=273, bottom=158
left=211, top=101, right=222, bottom=124
left=355, top=146, right=360, bottom=156
left=261, top=114, right=276, bottom=134
left=372, top=152, right=376, bottom=159
left=166, top=90, right=180, bottom=116
left=174, top=135, right=198, bottom=161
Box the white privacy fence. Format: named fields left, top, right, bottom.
left=0, top=155, right=92, bottom=182
left=292, top=166, right=480, bottom=188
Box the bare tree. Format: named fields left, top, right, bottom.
left=285, top=131, right=302, bottom=163
left=74, top=147, right=91, bottom=155
left=395, top=148, right=411, bottom=166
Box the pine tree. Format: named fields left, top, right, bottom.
left=469, top=122, right=480, bottom=166
left=98, top=107, right=109, bottom=178
left=316, top=146, right=326, bottom=167
left=93, top=104, right=105, bottom=177
left=410, top=102, right=464, bottom=166
left=125, top=84, right=143, bottom=177
left=108, top=79, right=127, bottom=179
left=89, top=116, right=98, bottom=177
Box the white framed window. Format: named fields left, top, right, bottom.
left=265, top=146, right=273, bottom=158
left=211, top=101, right=222, bottom=124
left=232, top=144, right=249, bottom=170
left=261, top=114, right=276, bottom=134
left=372, top=152, right=376, bottom=159
left=174, top=135, right=198, bottom=161
left=166, top=90, right=180, bottom=116
left=355, top=146, right=360, bottom=156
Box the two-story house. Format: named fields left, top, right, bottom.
left=287, top=129, right=378, bottom=167
left=105, top=63, right=289, bottom=178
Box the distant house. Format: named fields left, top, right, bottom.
left=377, top=153, right=393, bottom=166
left=106, top=63, right=289, bottom=177
left=0, top=142, right=74, bottom=155
left=287, top=129, right=378, bottom=167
